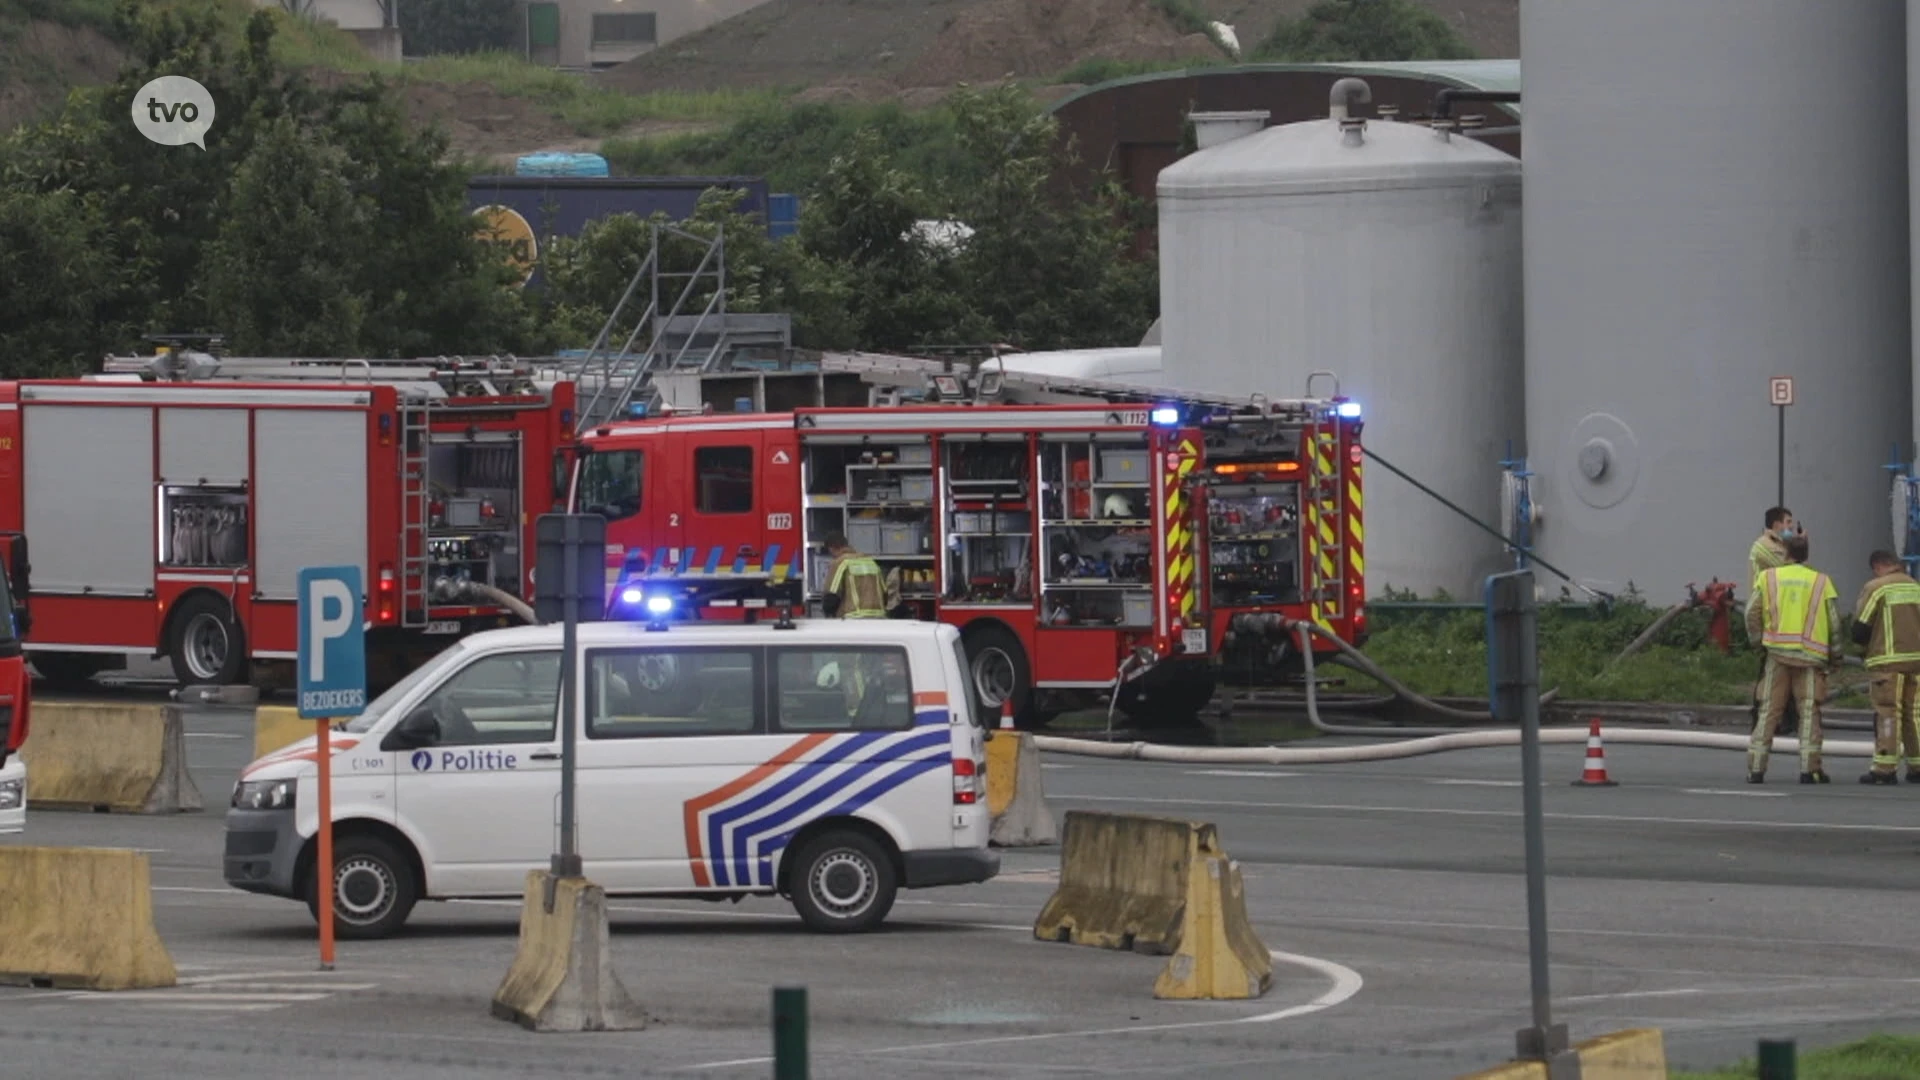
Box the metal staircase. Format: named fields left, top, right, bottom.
left=397, top=406, right=432, bottom=628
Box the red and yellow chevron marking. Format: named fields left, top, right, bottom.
left=1310, top=430, right=1343, bottom=630
left=1164, top=437, right=1200, bottom=629
left=1348, top=466, right=1364, bottom=586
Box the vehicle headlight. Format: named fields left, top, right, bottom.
left=232, top=779, right=296, bottom=810
left=0, top=777, right=21, bottom=811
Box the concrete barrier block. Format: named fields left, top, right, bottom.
left=1153, top=854, right=1272, bottom=1000
left=1033, top=811, right=1213, bottom=955
left=987, top=731, right=1057, bottom=847
left=253, top=705, right=311, bottom=761
left=1453, top=1029, right=1668, bottom=1079
left=491, top=871, right=648, bottom=1032
left=19, top=702, right=203, bottom=813
left=0, top=846, right=178, bottom=990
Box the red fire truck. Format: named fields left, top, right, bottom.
left=0, top=350, right=576, bottom=690
left=567, top=356, right=1365, bottom=728
left=0, top=532, right=31, bottom=767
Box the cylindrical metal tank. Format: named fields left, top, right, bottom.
left=1524, top=0, right=1910, bottom=605
left=1157, top=85, right=1524, bottom=598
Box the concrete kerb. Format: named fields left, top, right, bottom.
left=491, top=871, right=649, bottom=1033
left=987, top=730, right=1057, bottom=847
left=1454, top=1028, right=1668, bottom=1079
left=0, top=846, right=178, bottom=991
left=19, top=701, right=204, bottom=813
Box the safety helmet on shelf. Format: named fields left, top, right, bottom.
left=1102, top=493, right=1134, bottom=519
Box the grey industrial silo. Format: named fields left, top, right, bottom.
left=1156, top=81, right=1525, bottom=598
left=1522, top=0, right=1911, bottom=605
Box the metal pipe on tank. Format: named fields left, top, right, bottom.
left=1329, top=77, right=1372, bottom=121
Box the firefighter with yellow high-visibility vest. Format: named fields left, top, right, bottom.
left=1852, top=549, right=1920, bottom=785
left=1744, top=532, right=1840, bottom=784
left=820, top=533, right=895, bottom=619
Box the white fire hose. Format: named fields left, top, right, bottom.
left=1034, top=620, right=1872, bottom=763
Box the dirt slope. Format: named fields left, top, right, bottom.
left=0, top=19, right=125, bottom=131
left=602, top=0, right=1225, bottom=99
left=1193, top=0, right=1518, bottom=59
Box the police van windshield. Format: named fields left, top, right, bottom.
left=343, top=645, right=464, bottom=733
left=577, top=449, right=642, bottom=522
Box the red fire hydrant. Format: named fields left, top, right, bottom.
left=1687, top=579, right=1737, bottom=654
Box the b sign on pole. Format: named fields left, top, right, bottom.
left=297, top=565, right=366, bottom=973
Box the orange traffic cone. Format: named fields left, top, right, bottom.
left=999, top=697, right=1016, bottom=730
left=1572, top=718, right=1618, bottom=787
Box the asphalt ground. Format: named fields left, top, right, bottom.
left=3, top=694, right=1919, bottom=1078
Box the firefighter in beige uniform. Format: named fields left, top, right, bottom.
left=1748, top=507, right=1798, bottom=736
left=1744, top=532, right=1839, bottom=784
left=1852, top=550, right=1920, bottom=784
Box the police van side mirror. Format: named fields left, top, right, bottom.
left=382, top=708, right=441, bottom=752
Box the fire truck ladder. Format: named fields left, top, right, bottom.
left=99, top=350, right=550, bottom=399
left=818, top=351, right=1335, bottom=421
left=398, top=405, right=432, bottom=629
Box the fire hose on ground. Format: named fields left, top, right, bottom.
left=1031, top=619, right=1874, bottom=763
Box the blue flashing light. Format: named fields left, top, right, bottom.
left=620, top=586, right=644, bottom=605
left=644, top=595, right=674, bottom=616
left=1336, top=401, right=1362, bottom=419
left=1149, top=406, right=1181, bottom=426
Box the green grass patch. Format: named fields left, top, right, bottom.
left=1346, top=601, right=1870, bottom=708
left=0, top=0, right=118, bottom=33
left=1672, top=1034, right=1920, bottom=1079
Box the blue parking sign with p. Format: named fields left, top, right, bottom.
left=298, top=566, right=367, bottom=719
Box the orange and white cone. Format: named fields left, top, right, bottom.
left=999, top=697, right=1016, bottom=730
left=1572, top=718, right=1618, bottom=787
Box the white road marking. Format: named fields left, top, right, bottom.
left=1559, top=988, right=1705, bottom=1004
left=1683, top=788, right=1787, bottom=798
left=1560, top=981, right=1869, bottom=1004
left=61, top=992, right=331, bottom=1003
left=1185, top=770, right=1304, bottom=778
left=1429, top=779, right=1523, bottom=787
left=1051, top=793, right=1920, bottom=833
left=185, top=733, right=244, bottom=740
left=676, top=949, right=1363, bottom=1070
left=153, top=886, right=245, bottom=895
left=1305, top=914, right=1879, bottom=950
left=1039, top=764, right=1074, bottom=770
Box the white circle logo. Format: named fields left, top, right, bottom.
left=131, top=75, right=216, bottom=150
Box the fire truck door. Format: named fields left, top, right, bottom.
left=669, top=427, right=764, bottom=582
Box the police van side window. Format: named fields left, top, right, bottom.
left=415, top=651, right=561, bottom=746
left=772, top=647, right=913, bottom=732
left=587, top=647, right=762, bottom=738
left=694, top=446, right=753, bottom=514
left=578, top=449, right=643, bottom=522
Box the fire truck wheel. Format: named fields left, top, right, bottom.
left=167, top=594, right=248, bottom=686
left=962, top=624, right=1035, bottom=728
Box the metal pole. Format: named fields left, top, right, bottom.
left=1776, top=405, right=1785, bottom=507
left=553, top=517, right=581, bottom=878
left=1757, top=1039, right=1796, bottom=1080
left=315, top=715, right=335, bottom=970
left=1516, top=622, right=1552, bottom=1040
left=773, top=986, right=808, bottom=1080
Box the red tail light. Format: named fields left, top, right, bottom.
left=377, top=564, right=396, bottom=624
left=952, top=758, right=983, bottom=805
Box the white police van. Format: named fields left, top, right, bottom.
left=223, top=618, right=997, bottom=937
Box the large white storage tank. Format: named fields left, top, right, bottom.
left=1156, top=82, right=1524, bottom=598
left=1523, top=0, right=1911, bottom=604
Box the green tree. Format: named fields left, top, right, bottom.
left=1257, top=0, right=1476, bottom=63
left=398, top=0, right=517, bottom=56
left=203, top=115, right=367, bottom=354
left=938, top=86, right=1157, bottom=351
left=0, top=187, right=148, bottom=376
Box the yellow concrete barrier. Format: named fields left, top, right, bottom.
left=19, top=702, right=203, bottom=813
left=1454, top=1028, right=1668, bottom=1079
left=1153, top=852, right=1272, bottom=1000
left=986, top=731, right=1057, bottom=847
left=1033, top=811, right=1212, bottom=955
left=0, top=846, right=177, bottom=990
left=253, top=705, right=310, bottom=760
left=491, top=871, right=649, bottom=1032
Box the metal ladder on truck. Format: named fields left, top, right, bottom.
left=396, top=400, right=432, bottom=628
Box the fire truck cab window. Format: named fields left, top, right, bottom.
left=579, top=450, right=642, bottom=522
left=695, top=446, right=753, bottom=514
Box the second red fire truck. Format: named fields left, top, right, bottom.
left=0, top=349, right=575, bottom=690
left=567, top=357, right=1366, bottom=728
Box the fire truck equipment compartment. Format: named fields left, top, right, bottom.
left=1099, top=450, right=1149, bottom=480
left=23, top=405, right=153, bottom=594
left=254, top=410, right=369, bottom=600
left=881, top=523, right=927, bottom=555
left=159, top=407, right=248, bottom=485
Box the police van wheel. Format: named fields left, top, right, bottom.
left=789, top=830, right=896, bottom=934
left=167, top=594, right=248, bottom=686
left=307, top=834, right=418, bottom=940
